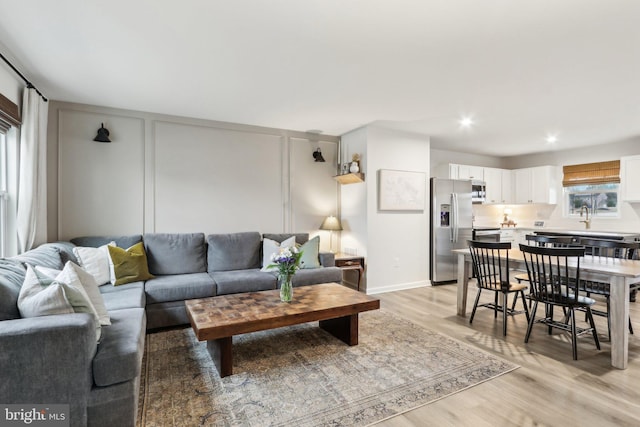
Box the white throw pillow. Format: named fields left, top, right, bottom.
left=260, top=236, right=296, bottom=272
left=37, top=262, right=111, bottom=326
left=18, top=265, right=74, bottom=317
left=73, top=242, right=115, bottom=285
left=19, top=265, right=102, bottom=341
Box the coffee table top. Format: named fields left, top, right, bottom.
left=185, top=282, right=380, bottom=341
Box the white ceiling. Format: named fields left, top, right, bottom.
left=0, top=0, right=638, bottom=156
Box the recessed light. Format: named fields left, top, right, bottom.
left=459, top=116, right=474, bottom=128
left=545, top=134, right=558, bottom=144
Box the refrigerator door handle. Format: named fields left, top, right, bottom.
left=452, top=193, right=458, bottom=242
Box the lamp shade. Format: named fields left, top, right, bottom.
left=94, top=123, right=111, bottom=143
left=319, top=216, right=342, bottom=231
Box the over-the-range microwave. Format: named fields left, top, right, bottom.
left=471, top=180, right=486, bottom=204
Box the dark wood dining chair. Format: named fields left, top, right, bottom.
left=468, top=240, right=530, bottom=336
left=514, top=235, right=576, bottom=284
left=519, top=244, right=600, bottom=360
left=577, top=238, right=639, bottom=337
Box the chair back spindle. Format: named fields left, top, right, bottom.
left=468, top=241, right=511, bottom=291
left=520, top=244, right=585, bottom=306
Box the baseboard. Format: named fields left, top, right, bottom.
left=366, top=280, right=428, bottom=295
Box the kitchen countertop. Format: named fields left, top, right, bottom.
left=473, top=225, right=640, bottom=238
left=533, top=229, right=640, bottom=238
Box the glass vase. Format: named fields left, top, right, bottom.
left=279, top=274, right=293, bottom=302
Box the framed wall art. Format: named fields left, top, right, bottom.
left=378, top=169, right=426, bottom=211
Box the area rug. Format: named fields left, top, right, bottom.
left=137, top=310, right=518, bottom=427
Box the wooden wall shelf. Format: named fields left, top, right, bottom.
left=334, top=172, right=365, bottom=185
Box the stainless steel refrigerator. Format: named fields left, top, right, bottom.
left=429, top=178, right=473, bottom=284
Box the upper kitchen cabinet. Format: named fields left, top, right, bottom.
left=438, top=163, right=484, bottom=181
left=513, top=166, right=557, bottom=204
left=456, top=164, right=484, bottom=181
left=484, top=167, right=512, bottom=204
left=621, top=155, right=640, bottom=202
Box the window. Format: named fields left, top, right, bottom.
left=0, top=92, right=20, bottom=257
left=0, top=131, right=7, bottom=256
left=565, top=183, right=619, bottom=217
left=563, top=161, right=621, bottom=218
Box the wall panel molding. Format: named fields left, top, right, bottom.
left=50, top=101, right=339, bottom=240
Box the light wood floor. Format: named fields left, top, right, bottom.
left=372, top=284, right=640, bottom=427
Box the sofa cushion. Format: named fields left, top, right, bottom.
left=108, top=243, right=154, bottom=286
left=212, top=269, right=277, bottom=295
left=144, top=273, right=216, bottom=304
left=92, top=307, right=145, bottom=387
left=71, top=235, right=143, bottom=250
left=100, top=281, right=145, bottom=310
left=144, top=233, right=206, bottom=275
left=99, top=281, right=145, bottom=294
left=0, top=259, right=26, bottom=320
left=101, top=287, right=146, bottom=311
left=290, top=267, right=343, bottom=287
left=207, top=232, right=261, bottom=272
left=12, top=244, right=64, bottom=270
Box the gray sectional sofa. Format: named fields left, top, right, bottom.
left=0, top=231, right=342, bottom=427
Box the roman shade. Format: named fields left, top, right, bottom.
left=0, top=92, right=20, bottom=132
left=562, top=160, right=620, bottom=187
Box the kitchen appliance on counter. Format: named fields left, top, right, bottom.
left=430, top=178, right=473, bottom=284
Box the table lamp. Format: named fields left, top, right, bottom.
left=503, top=208, right=512, bottom=223
left=319, top=216, right=342, bottom=253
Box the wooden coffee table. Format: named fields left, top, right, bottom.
left=185, top=282, right=380, bottom=377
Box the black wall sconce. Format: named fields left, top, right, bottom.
left=93, top=123, right=111, bottom=143
left=313, top=148, right=325, bottom=162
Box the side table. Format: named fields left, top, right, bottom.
left=334, top=253, right=365, bottom=291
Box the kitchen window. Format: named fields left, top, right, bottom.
left=562, top=160, right=620, bottom=218
left=565, top=183, right=619, bottom=217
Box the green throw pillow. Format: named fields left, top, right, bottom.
left=298, top=236, right=321, bottom=269
left=107, top=242, right=154, bottom=286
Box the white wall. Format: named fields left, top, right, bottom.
left=49, top=102, right=339, bottom=249
left=430, top=148, right=505, bottom=177
left=342, top=125, right=430, bottom=294
left=340, top=127, right=368, bottom=257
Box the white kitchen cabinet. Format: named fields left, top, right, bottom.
left=457, top=164, right=484, bottom=181
left=484, top=167, right=512, bottom=204
left=448, top=164, right=459, bottom=179
left=515, top=229, right=531, bottom=246
left=438, top=163, right=484, bottom=181
left=513, top=166, right=556, bottom=204
left=499, top=228, right=515, bottom=243
left=621, top=155, right=640, bottom=202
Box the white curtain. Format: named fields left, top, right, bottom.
left=16, top=87, right=48, bottom=253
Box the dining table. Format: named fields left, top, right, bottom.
left=452, top=247, right=640, bottom=369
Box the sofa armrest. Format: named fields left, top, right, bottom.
left=319, top=252, right=336, bottom=267
left=0, top=313, right=97, bottom=427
